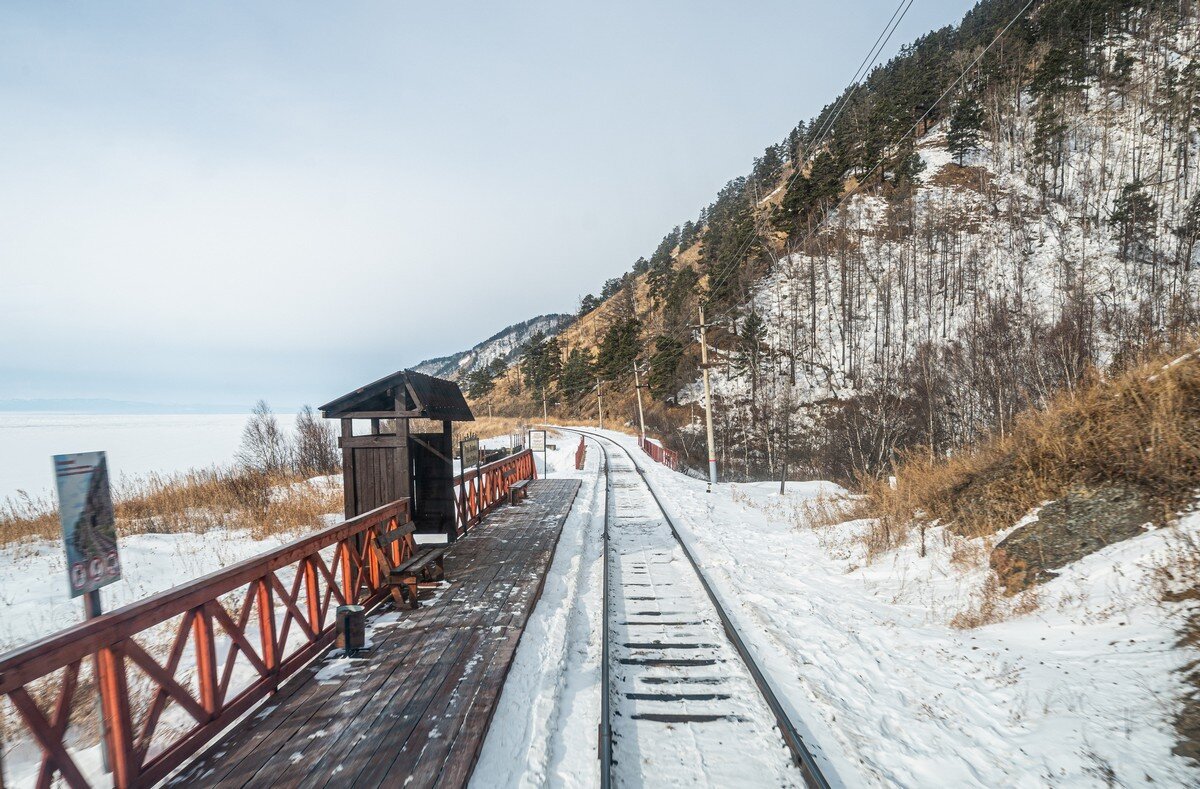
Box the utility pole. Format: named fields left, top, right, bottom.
left=541, top=387, right=549, bottom=422
left=633, top=363, right=647, bottom=448
left=698, top=305, right=717, bottom=493
left=596, top=377, right=604, bottom=431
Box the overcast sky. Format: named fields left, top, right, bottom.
left=0, top=0, right=975, bottom=409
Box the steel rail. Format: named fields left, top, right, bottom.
left=595, top=437, right=614, bottom=789
left=564, top=427, right=832, bottom=789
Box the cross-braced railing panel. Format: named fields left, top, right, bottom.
left=453, top=449, right=536, bottom=534
left=0, top=499, right=411, bottom=789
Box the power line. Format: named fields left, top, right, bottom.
left=647, top=0, right=917, bottom=357
left=657, top=0, right=1039, bottom=358
left=691, top=0, right=917, bottom=324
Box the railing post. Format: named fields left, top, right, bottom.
left=367, top=524, right=381, bottom=591
left=389, top=517, right=402, bottom=565
left=256, top=577, right=279, bottom=687
left=340, top=537, right=355, bottom=605
left=303, top=557, right=321, bottom=633
left=98, top=644, right=136, bottom=787
left=193, top=605, right=219, bottom=717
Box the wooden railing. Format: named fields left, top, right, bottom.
left=454, top=448, right=536, bottom=534
left=0, top=450, right=541, bottom=789
left=0, top=499, right=412, bottom=789
left=641, top=437, right=679, bottom=471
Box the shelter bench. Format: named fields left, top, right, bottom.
left=508, top=477, right=531, bottom=506
left=387, top=546, right=448, bottom=609
left=371, top=520, right=449, bottom=609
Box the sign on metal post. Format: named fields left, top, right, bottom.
left=54, top=451, right=121, bottom=598
left=528, top=430, right=547, bottom=478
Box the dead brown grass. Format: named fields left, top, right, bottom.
left=865, top=344, right=1200, bottom=553
left=929, top=162, right=996, bottom=192
left=0, top=468, right=341, bottom=547
left=949, top=574, right=1041, bottom=629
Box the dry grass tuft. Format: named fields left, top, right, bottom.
left=864, top=344, right=1200, bottom=553
left=949, top=573, right=1040, bottom=629
left=0, top=468, right=341, bottom=547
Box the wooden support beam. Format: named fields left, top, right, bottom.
left=338, top=435, right=407, bottom=449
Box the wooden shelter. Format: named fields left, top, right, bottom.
left=320, top=369, right=474, bottom=540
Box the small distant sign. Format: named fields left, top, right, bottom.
left=53, top=452, right=121, bottom=598
left=529, top=430, right=547, bottom=452
left=460, top=437, right=480, bottom=469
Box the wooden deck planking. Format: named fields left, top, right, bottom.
left=168, top=478, right=580, bottom=789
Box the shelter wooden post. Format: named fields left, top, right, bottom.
left=340, top=418, right=356, bottom=519
left=395, top=394, right=411, bottom=503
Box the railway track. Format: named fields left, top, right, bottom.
left=563, top=429, right=831, bottom=789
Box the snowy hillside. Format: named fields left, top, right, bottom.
left=413, top=314, right=573, bottom=381
left=683, top=9, right=1200, bottom=480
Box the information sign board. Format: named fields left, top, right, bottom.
left=53, top=451, right=121, bottom=598
left=460, top=437, right=480, bottom=469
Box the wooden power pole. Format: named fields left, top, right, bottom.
left=596, top=377, right=604, bottom=431
left=633, top=362, right=647, bottom=448
left=698, top=305, right=717, bottom=492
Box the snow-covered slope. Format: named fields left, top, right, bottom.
left=413, top=314, right=573, bottom=381
left=690, top=14, right=1200, bottom=478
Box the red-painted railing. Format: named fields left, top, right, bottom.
left=0, top=499, right=413, bottom=789
left=641, top=437, right=679, bottom=470
left=453, top=448, right=537, bottom=535
left=0, top=450, right=541, bottom=789
left=574, top=438, right=586, bottom=470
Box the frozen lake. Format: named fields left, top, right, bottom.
left=0, top=412, right=285, bottom=501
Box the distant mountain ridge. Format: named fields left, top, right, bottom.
left=413, top=314, right=573, bottom=381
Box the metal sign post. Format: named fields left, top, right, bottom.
left=528, top=429, right=547, bottom=478
left=53, top=450, right=122, bottom=774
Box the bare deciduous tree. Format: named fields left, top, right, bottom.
left=294, top=405, right=340, bottom=476
left=237, top=400, right=291, bottom=475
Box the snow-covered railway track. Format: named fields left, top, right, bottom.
left=564, top=429, right=830, bottom=789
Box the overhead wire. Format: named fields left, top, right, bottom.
left=644, top=0, right=918, bottom=358
left=694, top=0, right=917, bottom=327
left=655, top=0, right=1039, bottom=362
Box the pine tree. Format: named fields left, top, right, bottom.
left=1109, top=180, right=1158, bottom=261
left=647, top=336, right=684, bottom=400
left=557, top=348, right=594, bottom=398
left=596, top=317, right=641, bottom=379
left=1175, top=192, right=1200, bottom=268
left=464, top=367, right=496, bottom=399
left=946, top=96, right=984, bottom=165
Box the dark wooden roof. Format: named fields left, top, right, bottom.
left=319, top=369, right=474, bottom=421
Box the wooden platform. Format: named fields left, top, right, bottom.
left=168, top=478, right=581, bottom=789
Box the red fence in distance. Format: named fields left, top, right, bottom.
left=640, top=437, right=679, bottom=471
